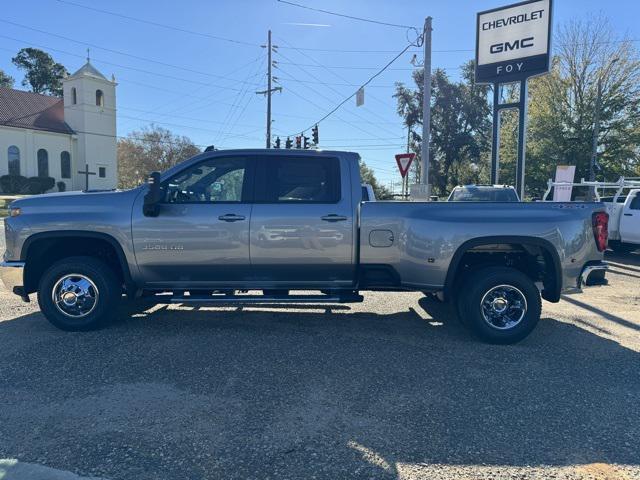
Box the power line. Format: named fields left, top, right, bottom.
left=276, top=0, right=415, bottom=30
left=118, top=106, right=263, bottom=130
left=54, top=0, right=259, bottom=47
left=0, top=20, right=262, bottom=85
left=275, top=82, right=399, bottom=142
left=276, top=35, right=398, bottom=112
left=118, top=114, right=263, bottom=139
left=216, top=56, right=267, bottom=145
left=52, top=0, right=462, bottom=54
left=140, top=55, right=264, bottom=119
left=276, top=60, right=401, bottom=137
left=283, top=42, right=414, bottom=136
left=277, top=60, right=459, bottom=71
left=276, top=66, right=402, bottom=140
left=0, top=33, right=258, bottom=90
left=274, top=41, right=403, bottom=137
left=275, top=75, right=398, bottom=88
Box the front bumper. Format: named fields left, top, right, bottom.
left=0, top=261, right=25, bottom=296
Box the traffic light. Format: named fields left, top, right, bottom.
left=295, top=135, right=302, bottom=149
left=274, top=137, right=281, bottom=149
left=312, top=124, right=319, bottom=145
left=303, top=136, right=310, bottom=149
left=285, top=137, right=292, bottom=149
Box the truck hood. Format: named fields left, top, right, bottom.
left=10, top=188, right=142, bottom=209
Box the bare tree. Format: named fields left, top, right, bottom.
left=117, top=125, right=201, bottom=189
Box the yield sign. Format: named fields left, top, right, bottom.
left=395, top=153, right=415, bottom=178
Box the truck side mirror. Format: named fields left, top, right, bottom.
left=143, top=171, right=162, bottom=217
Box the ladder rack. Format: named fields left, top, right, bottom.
left=542, top=176, right=640, bottom=202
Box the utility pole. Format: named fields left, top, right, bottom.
left=421, top=17, right=432, bottom=197
left=256, top=30, right=282, bottom=148
left=266, top=30, right=272, bottom=148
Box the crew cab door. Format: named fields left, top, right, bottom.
left=131, top=155, right=253, bottom=287
left=620, top=190, right=640, bottom=244
left=249, top=154, right=355, bottom=287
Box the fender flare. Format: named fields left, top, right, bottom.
left=443, top=235, right=562, bottom=303
left=21, top=230, right=136, bottom=293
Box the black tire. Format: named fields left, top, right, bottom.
left=456, top=266, right=541, bottom=344
left=38, top=256, right=121, bottom=331
left=609, top=241, right=637, bottom=254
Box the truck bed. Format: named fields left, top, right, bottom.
left=359, top=200, right=605, bottom=293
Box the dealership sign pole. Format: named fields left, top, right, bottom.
left=476, top=0, right=552, bottom=199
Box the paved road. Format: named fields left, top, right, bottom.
left=1, top=228, right=639, bottom=479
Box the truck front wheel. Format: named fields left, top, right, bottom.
left=38, top=256, right=121, bottom=331
left=456, top=267, right=541, bottom=344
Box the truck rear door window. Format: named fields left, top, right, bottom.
left=258, top=157, right=340, bottom=203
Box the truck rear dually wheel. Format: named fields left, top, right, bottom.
left=38, top=256, right=121, bottom=331
left=456, top=266, right=541, bottom=344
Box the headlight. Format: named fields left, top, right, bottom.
left=8, top=207, right=21, bottom=217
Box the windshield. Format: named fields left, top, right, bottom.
left=449, top=188, right=519, bottom=202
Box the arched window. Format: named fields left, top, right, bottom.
left=96, top=89, right=104, bottom=107
left=8, top=146, right=20, bottom=176
left=60, top=151, right=71, bottom=179
left=71, top=87, right=77, bottom=105
left=37, top=149, right=49, bottom=177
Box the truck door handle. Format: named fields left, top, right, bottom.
left=321, top=214, right=348, bottom=222
left=218, top=214, right=246, bottom=222
left=624, top=213, right=633, bottom=217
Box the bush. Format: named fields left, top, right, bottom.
left=0, top=176, right=56, bottom=194
left=0, top=175, right=29, bottom=194
left=25, top=176, right=55, bottom=194
left=57, top=181, right=66, bottom=192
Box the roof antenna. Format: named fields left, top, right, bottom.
left=86, top=48, right=90, bottom=63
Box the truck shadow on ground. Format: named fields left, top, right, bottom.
left=605, top=249, right=640, bottom=268
left=0, top=297, right=638, bottom=479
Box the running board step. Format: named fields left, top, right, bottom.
left=170, top=294, right=363, bottom=304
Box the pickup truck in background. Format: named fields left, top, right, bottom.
left=447, top=185, right=520, bottom=202
left=543, top=177, right=640, bottom=253
left=1, top=149, right=609, bottom=344
left=601, top=190, right=640, bottom=253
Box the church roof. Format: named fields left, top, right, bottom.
left=0, top=87, right=74, bottom=134
left=68, top=60, right=109, bottom=81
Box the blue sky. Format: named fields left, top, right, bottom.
left=2, top=0, right=639, bottom=188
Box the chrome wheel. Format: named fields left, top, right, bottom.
left=51, top=274, right=99, bottom=318
left=480, top=284, right=527, bottom=330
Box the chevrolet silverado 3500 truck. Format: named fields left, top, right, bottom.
left=1, top=149, right=609, bottom=343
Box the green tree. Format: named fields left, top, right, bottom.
left=0, top=69, right=14, bottom=88
left=12, top=48, right=68, bottom=96
left=515, top=17, right=640, bottom=197
left=359, top=160, right=392, bottom=200
left=117, top=125, right=201, bottom=189
left=394, top=61, right=491, bottom=196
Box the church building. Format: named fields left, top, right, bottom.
left=0, top=60, right=117, bottom=191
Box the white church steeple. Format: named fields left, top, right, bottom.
left=62, top=58, right=117, bottom=190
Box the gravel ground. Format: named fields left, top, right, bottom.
left=1, top=227, right=639, bottom=479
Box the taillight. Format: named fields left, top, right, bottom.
left=592, top=212, right=609, bottom=252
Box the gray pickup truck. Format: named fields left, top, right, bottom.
left=1, top=149, right=609, bottom=343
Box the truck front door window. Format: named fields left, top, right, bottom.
left=164, top=158, right=246, bottom=203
